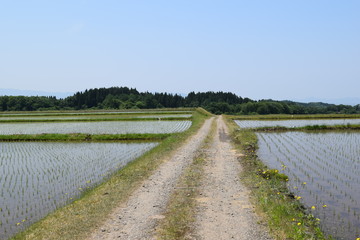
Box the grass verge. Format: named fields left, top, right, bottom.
left=224, top=116, right=329, bottom=240
left=252, top=124, right=360, bottom=132
left=229, top=113, right=360, bottom=120
left=0, top=133, right=172, bottom=142
left=157, top=117, right=217, bottom=239
left=10, top=108, right=211, bottom=240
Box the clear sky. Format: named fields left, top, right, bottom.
left=1, top=0, right=359, bottom=103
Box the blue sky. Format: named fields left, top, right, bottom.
left=0, top=1, right=359, bottom=103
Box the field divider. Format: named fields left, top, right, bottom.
left=251, top=124, right=360, bottom=132
left=0, top=133, right=172, bottom=142
left=229, top=113, right=360, bottom=120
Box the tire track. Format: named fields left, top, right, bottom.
left=87, top=117, right=214, bottom=240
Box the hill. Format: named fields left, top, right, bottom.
left=0, top=86, right=359, bottom=114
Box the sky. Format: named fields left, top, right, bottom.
left=0, top=0, right=359, bottom=104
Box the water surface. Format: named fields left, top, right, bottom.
left=0, top=142, right=158, bottom=239
left=257, top=131, right=360, bottom=240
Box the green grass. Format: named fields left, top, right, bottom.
left=157, top=117, right=216, bottom=239
left=252, top=124, right=360, bottom=132
left=229, top=113, right=360, bottom=120
left=224, top=117, right=329, bottom=240
left=0, top=133, right=172, bottom=142
left=10, top=108, right=211, bottom=240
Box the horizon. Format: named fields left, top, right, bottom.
left=1, top=87, right=359, bottom=106
left=0, top=1, right=359, bottom=103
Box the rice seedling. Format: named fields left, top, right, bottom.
left=257, top=131, right=360, bottom=240
left=0, top=142, right=158, bottom=239
left=0, top=121, right=192, bottom=135
left=235, top=119, right=360, bottom=129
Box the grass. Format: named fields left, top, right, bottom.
left=0, top=133, right=172, bottom=142
left=10, top=108, right=211, bottom=240
left=157, top=116, right=216, bottom=239
left=224, top=116, right=330, bottom=240
left=229, top=113, right=360, bottom=120
left=252, top=124, right=360, bottom=132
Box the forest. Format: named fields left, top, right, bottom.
left=0, top=86, right=359, bottom=114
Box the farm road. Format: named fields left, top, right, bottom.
left=88, top=116, right=271, bottom=240
left=88, top=117, right=214, bottom=239
left=192, top=116, right=271, bottom=239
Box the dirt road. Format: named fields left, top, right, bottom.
left=88, top=118, right=214, bottom=239
left=88, top=116, right=271, bottom=239
left=192, top=116, right=271, bottom=239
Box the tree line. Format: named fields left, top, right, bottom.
left=1, top=86, right=359, bottom=114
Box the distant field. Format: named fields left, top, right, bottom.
left=0, top=114, right=192, bottom=122
left=230, top=113, right=360, bottom=120
left=0, top=109, right=193, bottom=117
left=235, top=118, right=360, bottom=128
left=0, top=121, right=192, bottom=135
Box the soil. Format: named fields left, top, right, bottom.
left=87, top=116, right=272, bottom=240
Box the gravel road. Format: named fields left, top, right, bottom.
left=192, top=116, right=272, bottom=240
left=88, top=118, right=214, bottom=240
left=88, top=116, right=271, bottom=239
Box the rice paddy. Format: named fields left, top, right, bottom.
left=0, top=109, right=195, bottom=239
left=0, top=121, right=191, bottom=135
left=235, top=118, right=360, bottom=129
left=0, top=114, right=192, bottom=121
left=256, top=131, right=360, bottom=240
left=0, top=142, right=158, bottom=239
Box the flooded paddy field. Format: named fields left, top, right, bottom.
left=0, top=114, right=192, bottom=121
left=0, top=110, right=193, bottom=117
left=235, top=118, right=360, bottom=128
left=256, top=131, right=360, bottom=240
left=0, top=142, right=158, bottom=239
left=0, top=120, right=192, bottom=135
